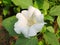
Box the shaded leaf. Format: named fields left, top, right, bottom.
left=15, top=37, right=38, bottom=45
left=3, top=0, right=11, bottom=5
left=2, top=16, right=18, bottom=36
left=34, top=0, right=44, bottom=9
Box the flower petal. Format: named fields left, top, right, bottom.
left=14, top=21, right=22, bottom=34
left=16, top=13, right=28, bottom=25
left=28, top=6, right=35, bottom=17
left=21, top=26, right=29, bottom=38
left=28, top=27, right=37, bottom=37
left=34, top=8, right=44, bottom=23
left=14, top=27, right=21, bottom=34
left=28, top=28, right=37, bottom=37
left=30, top=22, right=46, bottom=33
left=21, top=10, right=29, bottom=19
left=16, top=13, right=21, bottom=19
left=14, top=13, right=28, bottom=34
left=34, top=8, right=41, bottom=15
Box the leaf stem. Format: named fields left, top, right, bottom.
left=54, top=16, right=58, bottom=34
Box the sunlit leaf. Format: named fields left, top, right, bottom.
left=44, top=31, right=59, bottom=45
left=47, top=26, right=54, bottom=33
left=38, top=40, right=44, bottom=45
left=12, top=0, right=33, bottom=9
left=49, top=5, right=60, bottom=16
left=57, top=16, right=60, bottom=28
left=42, top=0, right=49, bottom=10
left=3, top=8, right=9, bottom=16
left=34, top=0, right=49, bottom=9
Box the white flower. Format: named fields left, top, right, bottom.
left=14, top=6, right=46, bottom=38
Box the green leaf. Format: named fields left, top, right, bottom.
left=49, top=0, right=57, bottom=2
left=57, top=16, right=60, bottom=27
left=2, top=16, right=18, bottom=36
left=44, top=31, right=59, bottom=45
left=3, top=0, right=11, bottom=5
left=13, top=7, right=20, bottom=13
left=49, top=2, right=55, bottom=8
left=38, top=40, right=44, bottom=45
left=34, top=0, right=44, bottom=9
left=49, top=5, right=60, bottom=16
left=3, top=8, right=9, bottom=16
left=0, top=0, right=2, bottom=4
left=34, top=0, right=49, bottom=15
left=41, top=26, right=47, bottom=33
left=42, top=0, right=49, bottom=15
left=42, top=0, right=49, bottom=10
left=47, top=26, right=54, bottom=33
left=12, top=0, right=33, bottom=9
left=15, top=37, right=38, bottom=45
left=44, top=15, right=54, bottom=22
left=34, top=0, right=49, bottom=10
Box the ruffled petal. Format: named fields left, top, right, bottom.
left=16, top=13, right=21, bottom=19
left=30, top=22, right=46, bottom=33
left=28, top=6, right=35, bottom=17
left=21, top=26, right=29, bottom=38
left=34, top=8, right=44, bottom=23
left=14, top=21, right=22, bottom=34
left=21, top=10, right=29, bottom=19
left=28, top=27, right=37, bottom=37
left=16, top=13, right=28, bottom=25
left=14, top=13, right=28, bottom=34
left=14, top=27, right=21, bottom=34
left=34, top=8, right=41, bottom=15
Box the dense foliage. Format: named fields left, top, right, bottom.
left=1, top=0, right=60, bottom=45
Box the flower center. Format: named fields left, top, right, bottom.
left=28, top=15, right=36, bottom=26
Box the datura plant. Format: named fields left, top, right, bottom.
left=14, top=6, right=46, bottom=38
left=2, top=0, right=60, bottom=45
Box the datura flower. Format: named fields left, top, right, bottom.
left=14, top=6, right=46, bottom=38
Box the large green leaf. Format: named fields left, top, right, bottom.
left=44, top=31, right=59, bottom=45
left=15, top=37, right=38, bottom=45
left=2, top=16, right=18, bottom=36
left=12, top=0, right=33, bottom=9
left=49, top=5, right=60, bottom=16
left=57, top=16, right=60, bottom=28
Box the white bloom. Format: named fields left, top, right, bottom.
left=14, top=6, right=46, bottom=38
